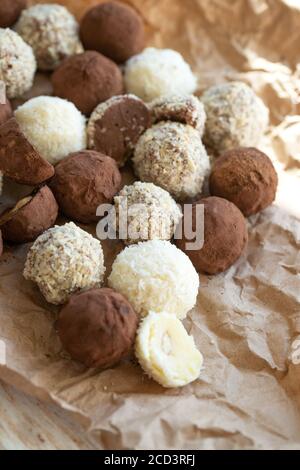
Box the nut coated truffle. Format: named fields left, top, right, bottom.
left=176, top=197, right=248, bottom=275
left=108, top=240, right=199, bottom=319
left=150, top=95, right=206, bottom=135
left=133, top=122, right=210, bottom=201
left=124, top=48, right=197, bottom=102
left=113, top=182, right=182, bottom=244
left=80, top=1, right=144, bottom=63
left=0, top=97, right=12, bottom=126
left=57, top=287, right=138, bottom=369
left=87, top=94, right=150, bottom=166
left=0, top=186, right=58, bottom=244
left=52, top=51, right=123, bottom=116
left=24, top=222, right=105, bottom=305
left=0, top=28, right=36, bottom=98
left=0, top=0, right=27, bottom=28
left=15, top=4, right=83, bottom=71
left=201, top=82, right=269, bottom=154
left=209, top=147, right=278, bottom=216
left=14, top=96, right=87, bottom=165
left=50, top=150, right=122, bottom=224
left=0, top=118, right=54, bottom=185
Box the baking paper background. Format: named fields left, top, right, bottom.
left=0, top=0, right=299, bottom=449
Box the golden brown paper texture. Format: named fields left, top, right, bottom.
left=0, top=0, right=299, bottom=449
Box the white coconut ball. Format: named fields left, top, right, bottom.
left=124, top=47, right=197, bottom=102
left=0, top=28, right=36, bottom=98
left=108, top=240, right=199, bottom=319
left=23, top=222, right=105, bottom=305
left=14, top=96, right=86, bottom=165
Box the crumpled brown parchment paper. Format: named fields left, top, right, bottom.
left=0, top=0, right=299, bottom=450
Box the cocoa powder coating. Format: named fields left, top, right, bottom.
left=57, top=287, right=138, bottom=369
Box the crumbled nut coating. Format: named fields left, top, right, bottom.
left=23, top=222, right=105, bottom=305
left=0, top=28, right=36, bottom=98
left=149, top=95, right=206, bottom=135
left=201, top=81, right=269, bottom=154
left=113, top=181, right=182, bottom=244
left=16, top=4, right=83, bottom=71
left=133, top=122, right=210, bottom=201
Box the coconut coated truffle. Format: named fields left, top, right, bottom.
left=52, top=51, right=123, bottom=116
left=0, top=97, right=12, bottom=126
left=176, top=197, right=248, bottom=275
left=15, top=4, right=83, bottom=71
left=209, top=147, right=278, bottom=216
left=124, top=48, right=197, bottom=102
left=57, top=287, right=138, bottom=369
left=133, top=122, right=210, bottom=201
left=24, top=222, right=105, bottom=305
left=50, top=150, right=122, bottom=224
left=0, top=186, right=58, bottom=244
left=108, top=240, right=199, bottom=319
left=150, top=95, right=206, bottom=135
left=0, top=28, right=36, bottom=98
left=0, top=0, right=27, bottom=28
left=87, top=94, right=150, bottom=166
left=113, top=182, right=182, bottom=244
left=14, top=96, right=86, bottom=165
left=80, top=1, right=144, bottom=63
left=201, top=82, right=269, bottom=154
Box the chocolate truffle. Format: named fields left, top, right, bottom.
left=176, top=197, right=248, bottom=275
left=108, top=240, right=199, bottom=319
left=87, top=94, right=150, bottom=166
left=24, top=222, right=105, bottom=305
left=133, top=122, right=210, bottom=201
left=0, top=118, right=54, bottom=185
left=209, top=147, right=278, bottom=216
left=14, top=96, right=86, bottom=165
left=124, top=48, right=197, bottom=102
left=52, top=51, right=123, bottom=116
left=0, top=0, right=26, bottom=28
left=0, top=98, right=12, bottom=126
left=57, top=287, right=138, bottom=369
left=113, top=182, right=182, bottom=244
left=50, top=150, right=122, bottom=224
left=201, top=82, right=269, bottom=154
left=0, top=230, right=2, bottom=257
left=15, top=4, right=83, bottom=71
left=150, top=95, right=206, bottom=135
left=0, top=186, right=58, bottom=244
left=80, top=1, right=144, bottom=63
left=0, top=28, right=36, bottom=98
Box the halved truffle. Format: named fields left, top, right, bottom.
left=57, top=287, right=138, bottom=369
left=0, top=118, right=54, bottom=185
left=0, top=186, right=58, bottom=244
left=49, top=150, right=122, bottom=224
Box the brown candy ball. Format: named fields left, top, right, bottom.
left=0, top=230, right=3, bottom=257
left=176, top=196, right=248, bottom=274
left=0, top=186, right=58, bottom=244
left=209, top=148, right=278, bottom=216
left=0, top=0, right=26, bottom=28
left=0, top=98, right=12, bottom=126
left=49, top=150, right=122, bottom=224
left=51, top=51, right=123, bottom=116
left=80, top=1, right=144, bottom=63
left=57, top=287, right=138, bottom=369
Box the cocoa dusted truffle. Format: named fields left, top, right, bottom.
left=0, top=98, right=12, bottom=126
left=57, top=287, right=138, bottom=369
left=49, top=150, right=122, bottom=224
left=0, top=186, right=58, bottom=244
left=176, top=196, right=248, bottom=274
left=87, top=94, right=150, bottom=166
left=0, top=0, right=26, bottom=28
left=0, top=118, right=54, bottom=185
left=52, top=51, right=123, bottom=116
left=80, top=1, right=144, bottom=63
left=210, top=148, right=278, bottom=216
